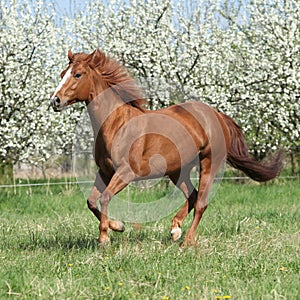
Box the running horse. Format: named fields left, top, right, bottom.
left=50, top=49, right=282, bottom=246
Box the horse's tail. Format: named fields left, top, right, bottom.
left=220, top=112, right=283, bottom=182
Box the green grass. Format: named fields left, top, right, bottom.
left=0, top=180, right=299, bottom=299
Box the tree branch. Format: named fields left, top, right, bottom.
left=155, top=5, right=170, bottom=29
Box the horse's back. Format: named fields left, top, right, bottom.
left=157, top=101, right=230, bottom=161
left=157, top=101, right=228, bottom=141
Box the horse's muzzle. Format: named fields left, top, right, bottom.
left=49, top=96, right=61, bottom=112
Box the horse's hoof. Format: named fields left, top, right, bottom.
left=171, top=227, right=182, bottom=242
left=116, top=221, right=125, bottom=232
left=182, top=238, right=194, bottom=248
left=98, top=237, right=110, bottom=246
left=109, top=220, right=125, bottom=232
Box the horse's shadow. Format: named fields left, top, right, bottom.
left=18, top=226, right=183, bottom=251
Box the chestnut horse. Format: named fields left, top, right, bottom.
left=50, top=49, right=282, bottom=246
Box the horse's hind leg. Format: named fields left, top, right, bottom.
left=169, top=172, right=198, bottom=242
left=183, top=156, right=215, bottom=246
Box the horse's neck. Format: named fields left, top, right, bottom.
left=87, top=72, right=144, bottom=151
left=87, top=90, right=141, bottom=150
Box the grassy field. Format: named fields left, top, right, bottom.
left=0, top=180, right=299, bottom=299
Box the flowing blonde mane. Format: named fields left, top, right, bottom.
left=72, top=50, right=147, bottom=111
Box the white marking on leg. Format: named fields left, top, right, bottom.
left=171, top=227, right=182, bottom=235
left=171, top=227, right=182, bottom=242
left=51, top=67, right=72, bottom=100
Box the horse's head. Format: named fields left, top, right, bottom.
left=50, top=50, right=101, bottom=112
left=50, top=49, right=146, bottom=112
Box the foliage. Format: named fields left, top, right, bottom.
left=0, top=0, right=299, bottom=168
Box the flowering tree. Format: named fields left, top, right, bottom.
left=0, top=0, right=81, bottom=177
left=214, top=0, right=300, bottom=158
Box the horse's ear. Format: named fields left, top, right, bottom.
left=68, top=50, right=73, bottom=62
left=88, top=49, right=103, bottom=68
left=84, top=50, right=96, bottom=62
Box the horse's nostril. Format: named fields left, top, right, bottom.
left=55, top=96, right=61, bottom=104
left=50, top=96, right=61, bottom=110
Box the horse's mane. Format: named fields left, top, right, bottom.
left=72, top=50, right=147, bottom=111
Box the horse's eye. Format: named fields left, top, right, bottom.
left=74, top=73, right=82, bottom=78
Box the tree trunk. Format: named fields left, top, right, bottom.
left=0, top=162, right=13, bottom=185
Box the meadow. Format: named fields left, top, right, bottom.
left=0, top=179, right=299, bottom=299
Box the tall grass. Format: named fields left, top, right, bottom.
left=0, top=180, right=299, bottom=299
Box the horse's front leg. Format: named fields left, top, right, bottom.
left=98, top=167, right=135, bottom=244
left=87, top=172, right=125, bottom=243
